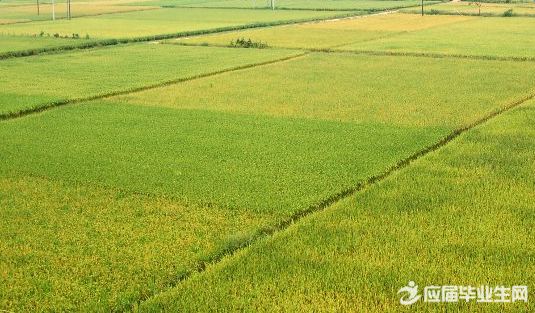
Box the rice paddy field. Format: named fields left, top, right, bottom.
left=1, top=1, right=534, bottom=312
left=138, top=98, right=535, bottom=313
left=0, top=0, right=156, bottom=23
left=0, top=44, right=299, bottom=115
left=173, top=14, right=474, bottom=49
left=0, top=35, right=95, bottom=55
left=338, top=16, right=535, bottom=59
left=132, top=0, right=436, bottom=11
left=0, top=3, right=156, bottom=23
left=0, top=8, right=357, bottom=39
left=403, top=1, right=535, bottom=17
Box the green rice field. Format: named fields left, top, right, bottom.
left=133, top=0, right=435, bottom=11
left=339, top=16, right=535, bottom=59
left=0, top=1, right=156, bottom=23
left=110, top=53, right=535, bottom=127
left=138, top=99, right=535, bottom=313
left=403, top=1, right=535, bottom=16
left=0, top=35, right=94, bottom=55
left=173, top=14, right=472, bottom=49
left=0, top=8, right=357, bottom=39
left=1, top=2, right=534, bottom=312
left=0, top=44, right=298, bottom=115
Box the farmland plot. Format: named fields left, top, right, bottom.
left=0, top=35, right=94, bottom=56
left=403, top=1, right=535, bottom=17
left=112, top=53, right=535, bottom=127
left=137, top=97, right=535, bottom=313
left=133, top=0, right=435, bottom=11
left=174, top=14, right=471, bottom=50
left=0, top=101, right=446, bottom=311
left=0, top=102, right=448, bottom=214
left=0, top=8, right=356, bottom=39
left=0, top=1, right=156, bottom=23
left=2, top=50, right=535, bottom=312
left=340, top=16, right=535, bottom=60
left=2, top=6, right=535, bottom=312
left=0, top=44, right=299, bottom=115
left=0, top=173, right=286, bottom=312
left=0, top=0, right=150, bottom=5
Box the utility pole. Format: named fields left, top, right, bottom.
left=52, top=0, right=56, bottom=20
left=37, top=0, right=40, bottom=15
left=67, top=0, right=71, bottom=20
left=421, top=0, right=424, bottom=16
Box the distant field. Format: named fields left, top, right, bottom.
left=133, top=0, right=435, bottom=11
left=0, top=44, right=298, bottom=115
left=340, top=17, right=535, bottom=59
left=174, top=26, right=395, bottom=49
left=174, top=14, right=472, bottom=49
left=0, top=35, right=95, bottom=55
left=0, top=2, right=156, bottom=23
left=0, top=0, right=150, bottom=5
left=403, top=1, right=535, bottom=16
left=0, top=0, right=38, bottom=6
left=0, top=18, right=30, bottom=24
left=137, top=98, right=535, bottom=313
left=293, top=13, right=469, bottom=31
left=0, top=8, right=356, bottom=38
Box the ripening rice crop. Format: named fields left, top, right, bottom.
left=137, top=99, right=535, bottom=313
left=0, top=44, right=298, bottom=115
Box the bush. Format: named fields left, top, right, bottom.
left=503, top=9, right=515, bottom=17
left=229, top=38, right=268, bottom=49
